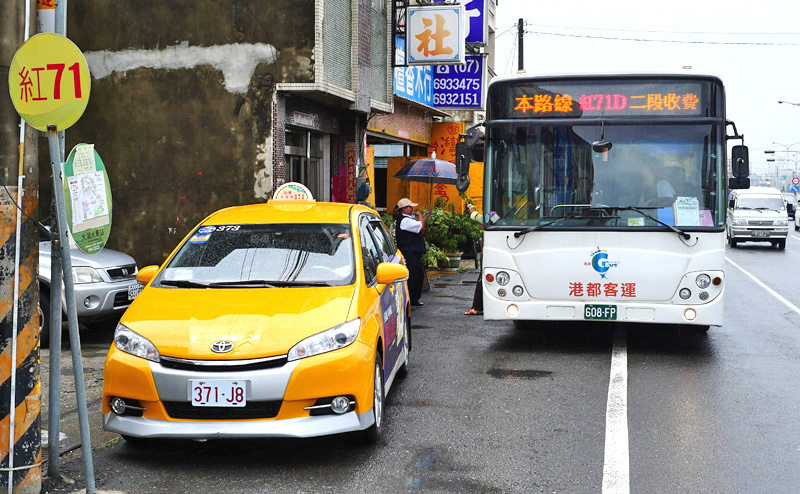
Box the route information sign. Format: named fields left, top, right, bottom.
left=62, top=144, right=112, bottom=255
left=8, top=32, right=91, bottom=131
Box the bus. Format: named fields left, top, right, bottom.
left=470, top=73, right=749, bottom=331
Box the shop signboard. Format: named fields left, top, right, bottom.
left=432, top=0, right=487, bottom=44
left=407, top=5, right=465, bottom=65
left=433, top=55, right=485, bottom=110
left=394, top=36, right=434, bottom=107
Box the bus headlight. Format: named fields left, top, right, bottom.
left=679, top=288, right=691, bottom=300
left=495, top=271, right=510, bottom=286
left=695, top=274, right=711, bottom=289
left=512, top=285, right=524, bottom=297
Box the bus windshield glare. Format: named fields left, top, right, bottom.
left=485, top=122, right=724, bottom=229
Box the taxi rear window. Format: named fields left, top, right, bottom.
left=158, top=223, right=355, bottom=287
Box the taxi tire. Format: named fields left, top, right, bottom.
left=397, top=317, right=411, bottom=379
left=39, top=290, right=51, bottom=348
left=361, top=352, right=384, bottom=444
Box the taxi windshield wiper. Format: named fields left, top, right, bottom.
left=600, top=206, right=691, bottom=240
left=207, top=279, right=277, bottom=288
left=160, top=279, right=210, bottom=288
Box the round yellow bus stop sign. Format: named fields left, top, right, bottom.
left=8, top=33, right=91, bottom=132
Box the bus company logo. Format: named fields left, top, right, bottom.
left=589, top=247, right=619, bottom=279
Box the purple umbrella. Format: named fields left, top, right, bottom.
left=394, top=158, right=458, bottom=184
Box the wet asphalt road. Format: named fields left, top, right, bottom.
left=39, top=239, right=800, bottom=493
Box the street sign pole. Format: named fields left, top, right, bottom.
left=47, top=126, right=95, bottom=494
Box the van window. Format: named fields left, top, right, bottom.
left=736, top=196, right=784, bottom=211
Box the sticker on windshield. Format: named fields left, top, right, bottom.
left=197, top=226, right=215, bottom=234
left=189, top=234, right=211, bottom=244
left=337, top=233, right=350, bottom=239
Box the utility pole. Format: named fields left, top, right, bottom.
left=517, top=18, right=524, bottom=73
left=1, top=1, right=41, bottom=493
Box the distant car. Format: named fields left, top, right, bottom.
left=39, top=227, right=141, bottom=347
left=784, top=192, right=798, bottom=222
left=102, top=198, right=410, bottom=444
left=726, top=187, right=789, bottom=249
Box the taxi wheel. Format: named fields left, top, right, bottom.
left=361, top=352, right=384, bottom=444
left=38, top=291, right=51, bottom=348
left=397, top=317, right=411, bottom=378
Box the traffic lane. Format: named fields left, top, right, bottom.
left=45, top=273, right=616, bottom=493
left=628, top=262, right=800, bottom=493
left=725, top=238, right=800, bottom=306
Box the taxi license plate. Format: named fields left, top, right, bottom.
left=585, top=304, right=617, bottom=320
left=128, top=283, right=142, bottom=300
left=753, top=230, right=768, bottom=237
left=190, top=380, right=247, bottom=407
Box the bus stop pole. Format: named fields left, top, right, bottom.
left=46, top=126, right=95, bottom=493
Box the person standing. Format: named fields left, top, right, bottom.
left=394, top=198, right=428, bottom=307
left=465, top=203, right=484, bottom=316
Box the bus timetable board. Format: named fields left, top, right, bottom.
left=487, top=78, right=719, bottom=120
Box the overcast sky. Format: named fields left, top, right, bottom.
left=493, top=0, right=800, bottom=175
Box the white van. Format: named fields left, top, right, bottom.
left=726, top=186, right=789, bottom=249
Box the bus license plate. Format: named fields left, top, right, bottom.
left=585, top=304, right=617, bottom=320
left=190, top=380, right=247, bottom=407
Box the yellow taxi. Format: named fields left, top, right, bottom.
left=102, top=184, right=410, bottom=443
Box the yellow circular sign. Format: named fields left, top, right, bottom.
left=8, top=33, right=91, bottom=131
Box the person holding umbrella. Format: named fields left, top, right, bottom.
left=394, top=198, right=428, bottom=307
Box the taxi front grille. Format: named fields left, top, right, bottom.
left=162, top=401, right=282, bottom=420
left=159, top=355, right=288, bottom=372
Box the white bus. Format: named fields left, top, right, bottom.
left=471, top=74, right=749, bottom=331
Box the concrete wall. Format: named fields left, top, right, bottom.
left=40, top=1, right=316, bottom=266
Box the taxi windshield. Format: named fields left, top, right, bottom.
left=158, top=223, right=355, bottom=287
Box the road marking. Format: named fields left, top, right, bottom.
left=792, top=234, right=800, bottom=241
left=602, top=327, right=629, bottom=494
left=726, top=256, right=800, bottom=316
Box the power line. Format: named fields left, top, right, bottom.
left=523, top=22, right=800, bottom=36
left=526, top=30, right=800, bottom=46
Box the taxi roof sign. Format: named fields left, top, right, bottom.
left=272, top=182, right=314, bottom=201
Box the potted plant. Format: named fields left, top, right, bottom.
left=423, top=198, right=481, bottom=271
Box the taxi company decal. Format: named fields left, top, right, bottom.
left=570, top=247, right=637, bottom=298
left=189, top=234, right=211, bottom=244
left=198, top=226, right=215, bottom=234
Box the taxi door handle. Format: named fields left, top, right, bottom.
left=389, top=284, right=395, bottom=293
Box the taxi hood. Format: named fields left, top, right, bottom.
left=120, top=285, right=356, bottom=360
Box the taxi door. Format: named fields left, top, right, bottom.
left=358, top=214, right=406, bottom=384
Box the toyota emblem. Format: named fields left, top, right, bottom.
left=210, top=340, right=235, bottom=353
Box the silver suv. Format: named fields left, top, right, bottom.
left=39, top=227, right=141, bottom=346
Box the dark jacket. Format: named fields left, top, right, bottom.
left=395, top=217, right=426, bottom=254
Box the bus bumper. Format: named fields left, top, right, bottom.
left=483, top=291, right=724, bottom=327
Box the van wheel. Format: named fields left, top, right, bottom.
left=777, top=239, right=786, bottom=250
left=795, top=222, right=799, bottom=231
left=728, top=235, right=737, bottom=248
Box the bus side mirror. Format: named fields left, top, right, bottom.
left=731, top=145, right=749, bottom=178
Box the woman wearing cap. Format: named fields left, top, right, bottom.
left=394, top=198, right=428, bottom=307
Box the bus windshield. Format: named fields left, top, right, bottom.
left=485, top=122, right=724, bottom=229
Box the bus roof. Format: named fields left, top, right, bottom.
left=488, top=71, right=723, bottom=89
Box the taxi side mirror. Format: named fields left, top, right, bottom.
left=137, top=265, right=160, bottom=284
left=376, top=262, right=409, bottom=285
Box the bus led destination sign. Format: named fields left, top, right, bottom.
left=491, top=80, right=708, bottom=119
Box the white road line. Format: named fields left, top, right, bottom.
left=602, top=327, right=629, bottom=494
left=725, top=256, right=800, bottom=316
left=792, top=234, right=800, bottom=241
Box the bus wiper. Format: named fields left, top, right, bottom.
left=604, top=206, right=691, bottom=240
left=513, top=213, right=600, bottom=238
left=160, top=279, right=210, bottom=288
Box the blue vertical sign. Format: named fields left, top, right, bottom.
left=394, top=36, right=434, bottom=107
left=433, top=55, right=485, bottom=110
left=433, top=0, right=487, bottom=44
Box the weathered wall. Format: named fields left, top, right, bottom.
left=38, top=0, right=315, bottom=266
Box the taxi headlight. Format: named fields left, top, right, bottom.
left=288, top=318, right=361, bottom=361
left=72, top=266, right=103, bottom=284
left=114, top=324, right=160, bottom=362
